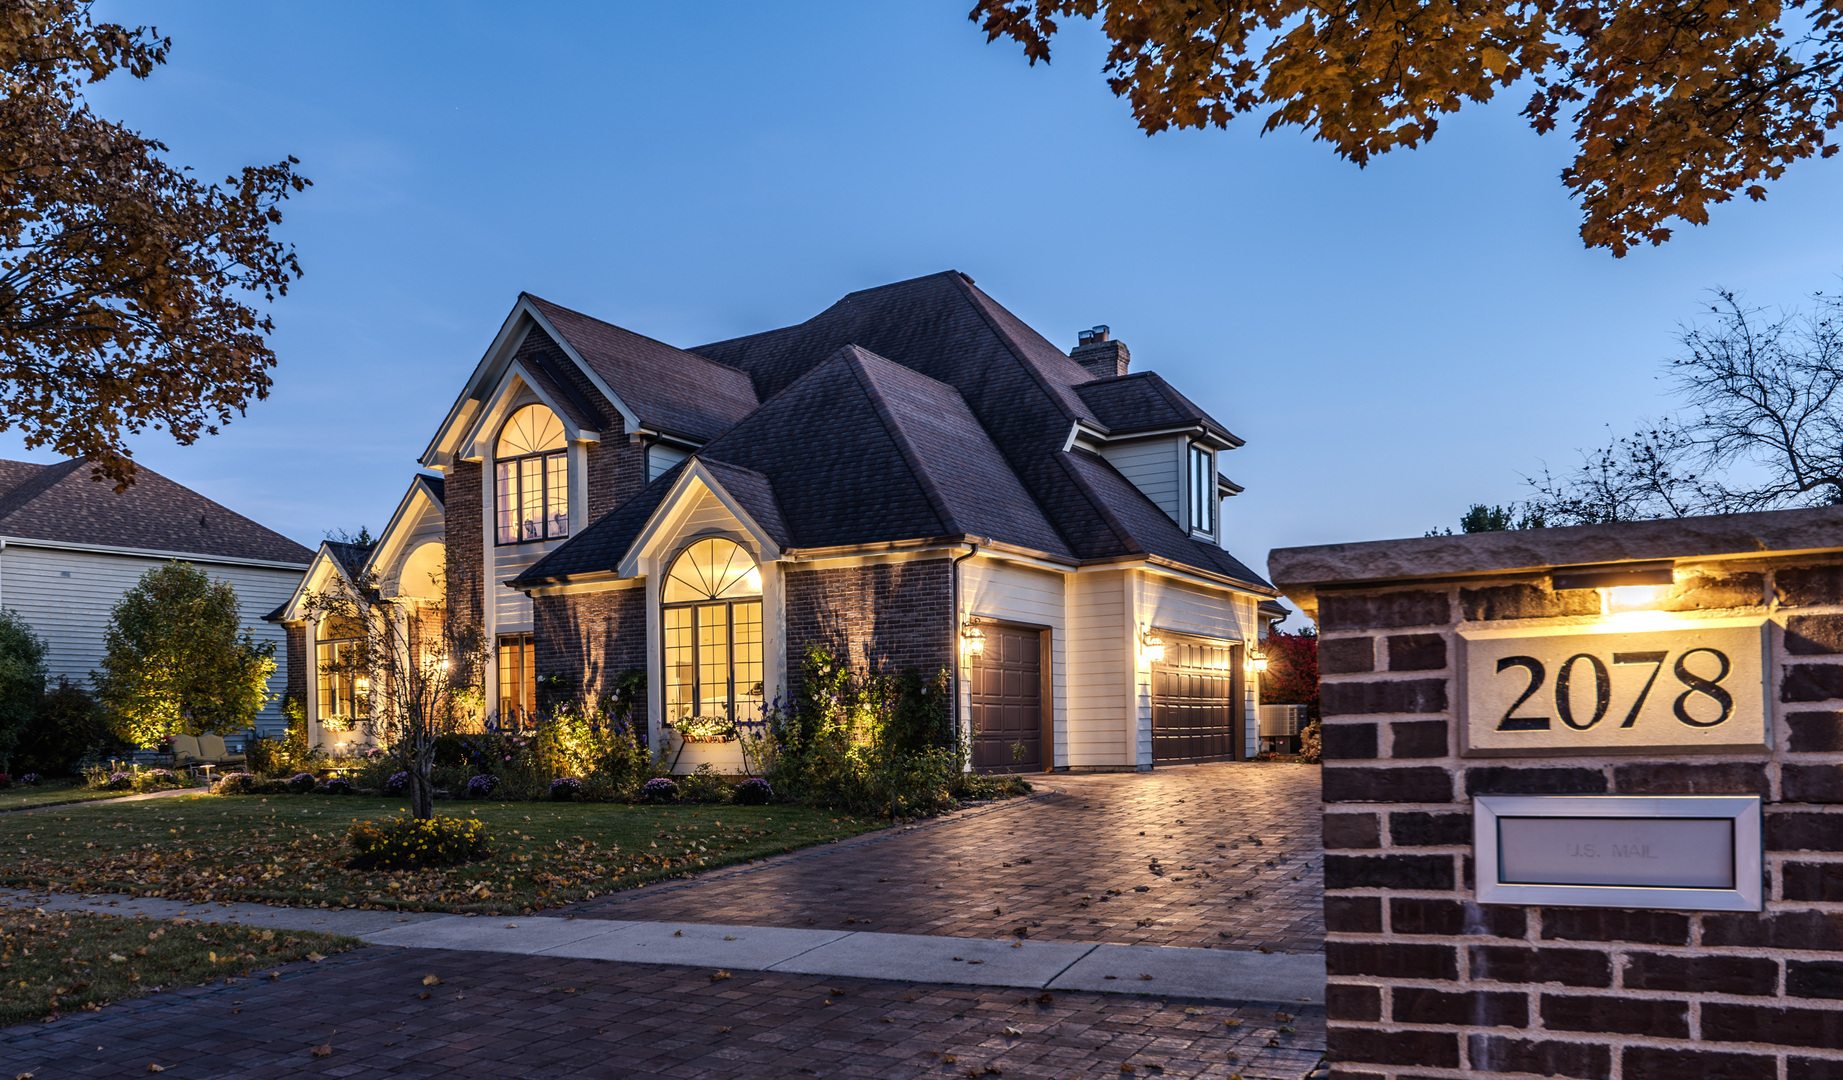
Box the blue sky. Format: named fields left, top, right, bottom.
left=27, top=2, right=1843, bottom=603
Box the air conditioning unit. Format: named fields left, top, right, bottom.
left=1259, top=704, right=1309, bottom=738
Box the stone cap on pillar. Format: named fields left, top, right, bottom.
left=1268, top=503, right=1843, bottom=619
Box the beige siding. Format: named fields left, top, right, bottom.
left=1099, top=437, right=1181, bottom=523
left=959, top=558, right=1068, bottom=765
left=0, top=544, right=304, bottom=733
left=1065, top=568, right=1130, bottom=767
left=492, top=538, right=562, bottom=632
left=647, top=444, right=689, bottom=482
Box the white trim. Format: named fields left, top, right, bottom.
left=360, top=476, right=445, bottom=583
left=617, top=462, right=783, bottom=579
left=1473, top=794, right=1763, bottom=912
left=457, top=363, right=601, bottom=463
left=0, top=535, right=310, bottom=572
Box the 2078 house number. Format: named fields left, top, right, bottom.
left=1458, top=616, right=1769, bottom=756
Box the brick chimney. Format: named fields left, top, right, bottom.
left=1071, top=325, right=1130, bottom=379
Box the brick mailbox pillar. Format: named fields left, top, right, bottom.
left=1270, top=508, right=1843, bottom=1080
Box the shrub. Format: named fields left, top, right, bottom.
left=549, top=776, right=582, bottom=801
left=641, top=776, right=678, bottom=804
left=347, top=815, right=489, bottom=871
left=733, top=777, right=772, bottom=805
left=20, top=772, right=39, bottom=786
left=1298, top=720, right=1322, bottom=765
left=133, top=768, right=181, bottom=792
left=322, top=777, right=352, bottom=795
left=466, top=773, right=499, bottom=798
left=13, top=678, right=123, bottom=777
left=211, top=771, right=261, bottom=795
left=385, top=771, right=409, bottom=796
left=104, top=771, right=133, bottom=790
left=285, top=772, right=316, bottom=794
left=679, top=764, right=729, bottom=804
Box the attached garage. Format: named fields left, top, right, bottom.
left=1151, top=633, right=1245, bottom=764
left=968, top=621, right=1046, bottom=773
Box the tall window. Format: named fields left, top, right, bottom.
left=1188, top=443, right=1216, bottom=535
left=663, top=538, right=763, bottom=727
left=497, top=633, right=536, bottom=727
left=495, top=404, right=568, bottom=544
left=317, top=615, right=367, bottom=724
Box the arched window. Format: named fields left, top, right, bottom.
left=663, top=538, right=764, bottom=727
left=495, top=404, right=568, bottom=544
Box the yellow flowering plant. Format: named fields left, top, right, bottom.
left=347, top=815, right=489, bottom=871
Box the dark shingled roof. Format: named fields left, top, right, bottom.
left=0, top=459, right=312, bottom=565
left=512, top=272, right=1270, bottom=592
left=526, top=294, right=757, bottom=442
left=420, top=475, right=445, bottom=504
left=1077, top=371, right=1243, bottom=446
left=324, top=540, right=374, bottom=577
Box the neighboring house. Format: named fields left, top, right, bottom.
left=0, top=458, right=314, bottom=741
left=310, top=271, right=1278, bottom=772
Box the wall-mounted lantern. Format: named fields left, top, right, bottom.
left=1142, top=632, right=1165, bottom=663
left=1247, top=650, right=1269, bottom=674
left=961, top=624, right=986, bottom=657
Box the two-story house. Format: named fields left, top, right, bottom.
left=278, top=271, right=1277, bottom=772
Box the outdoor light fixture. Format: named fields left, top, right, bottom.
left=1551, top=563, right=1675, bottom=616
left=1142, top=633, right=1165, bottom=663
left=1248, top=650, right=1269, bottom=674
left=961, top=625, right=986, bottom=656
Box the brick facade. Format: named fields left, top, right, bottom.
left=511, top=324, right=646, bottom=522
left=1299, top=559, right=1843, bottom=1079
left=784, top=558, right=953, bottom=690
left=444, top=458, right=484, bottom=644
left=532, top=587, right=647, bottom=701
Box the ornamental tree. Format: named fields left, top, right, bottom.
left=0, top=0, right=310, bottom=490
left=1259, top=628, right=1319, bottom=715
left=92, top=562, right=275, bottom=746
left=306, top=570, right=485, bottom=820
left=971, top=0, right=1843, bottom=254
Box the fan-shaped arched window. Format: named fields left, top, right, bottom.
left=663, top=538, right=764, bottom=728
left=495, top=404, right=568, bottom=543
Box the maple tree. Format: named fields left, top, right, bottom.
left=0, top=0, right=308, bottom=489
left=1259, top=629, right=1319, bottom=712
left=970, top=0, right=1843, bottom=254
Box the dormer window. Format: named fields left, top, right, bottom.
left=1188, top=443, right=1215, bottom=535
left=495, top=404, right=568, bottom=544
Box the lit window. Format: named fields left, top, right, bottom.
left=495, top=404, right=568, bottom=543
left=497, top=633, right=536, bottom=728
left=1189, top=444, right=1216, bottom=535
left=316, top=615, right=367, bottom=725
left=663, top=538, right=764, bottom=727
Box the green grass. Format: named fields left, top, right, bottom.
left=0, top=793, right=883, bottom=914
left=0, top=907, right=356, bottom=1025
left=0, top=783, right=137, bottom=813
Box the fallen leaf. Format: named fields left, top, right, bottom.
left=1002, top=1025, right=1023, bottom=1036
left=310, top=1045, right=332, bottom=1058
left=1139, top=974, right=1154, bottom=980
left=1036, top=993, right=1053, bottom=1004
left=417, top=993, right=431, bottom=1000
left=715, top=1025, right=731, bottom=1034
left=723, top=935, right=736, bottom=940
left=673, top=930, right=682, bottom=937
left=422, top=974, right=442, bottom=986
left=710, top=970, right=732, bottom=982
left=146, top=1067, right=164, bottom=1075
left=306, top=953, right=325, bottom=963
left=1225, top=1018, right=1242, bottom=1027
left=1184, top=1007, right=1203, bottom=1015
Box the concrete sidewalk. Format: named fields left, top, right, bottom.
left=0, top=887, right=1325, bottom=1004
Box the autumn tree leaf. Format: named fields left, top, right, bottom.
left=0, top=0, right=309, bottom=489
left=969, top=0, right=1843, bottom=255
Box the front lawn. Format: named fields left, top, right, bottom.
left=0, top=907, right=356, bottom=1026
left=0, top=794, right=881, bottom=915
left=0, top=783, right=137, bottom=813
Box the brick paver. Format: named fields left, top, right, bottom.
left=0, top=946, right=1325, bottom=1079
left=570, top=762, right=1324, bottom=954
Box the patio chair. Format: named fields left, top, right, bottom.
left=170, top=734, right=206, bottom=769
left=197, top=734, right=246, bottom=767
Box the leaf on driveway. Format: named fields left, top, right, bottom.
left=310, top=1045, right=332, bottom=1058
left=1002, top=1025, right=1023, bottom=1036
left=709, top=970, right=732, bottom=981
left=422, top=974, right=442, bottom=986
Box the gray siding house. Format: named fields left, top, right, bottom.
left=0, top=458, right=314, bottom=740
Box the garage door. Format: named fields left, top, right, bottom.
left=1152, top=634, right=1243, bottom=764
left=969, top=623, right=1043, bottom=773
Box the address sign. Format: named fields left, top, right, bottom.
left=1458, top=616, right=1768, bottom=757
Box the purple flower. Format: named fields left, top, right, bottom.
left=385, top=771, right=410, bottom=795
left=467, top=774, right=500, bottom=797
left=733, top=777, right=773, bottom=806
left=642, top=776, right=679, bottom=804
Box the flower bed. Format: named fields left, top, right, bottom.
left=347, top=815, right=490, bottom=871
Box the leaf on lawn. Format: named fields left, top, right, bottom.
left=710, top=970, right=732, bottom=981
left=422, top=974, right=442, bottom=986
left=310, top=1045, right=332, bottom=1058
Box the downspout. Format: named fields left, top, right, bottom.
left=950, top=542, right=979, bottom=766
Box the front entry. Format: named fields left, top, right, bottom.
left=1151, top=633, right=1244, bottom=764
left=969, top=622, right=1044, bottom=772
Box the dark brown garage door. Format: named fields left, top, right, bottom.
left=969, top=623, right=1043, bottom=773
left=1152, top=634, right=1243, bottom=764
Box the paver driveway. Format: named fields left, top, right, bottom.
left=569, top=762, right=1324, bottom=954
left=0, top=947, right=1326, bottom=1079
